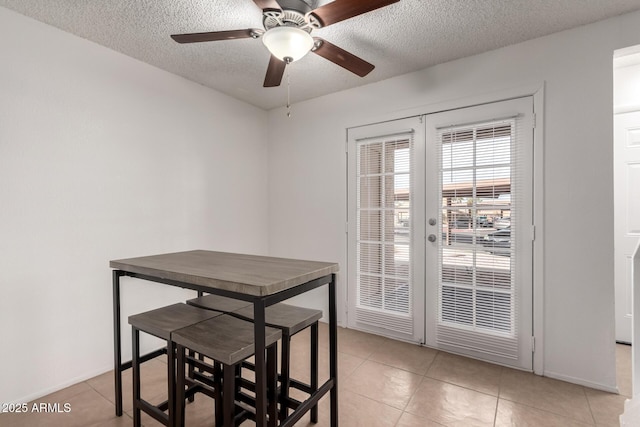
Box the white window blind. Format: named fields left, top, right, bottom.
left=355, top=133, right=414, bottom=335
left=436, top=118, right=522, bottom=359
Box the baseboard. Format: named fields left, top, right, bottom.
left=544, top=370, right=619, bottom=393
left=6, top=363, right=114, bottom=405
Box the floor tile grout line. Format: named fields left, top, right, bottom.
left=398, top=372, right=427, bottom=414
left=582, top=385, right=599, bottom=426
left=496, top=394, right=597, bottom=425
left=421, top=375, right=501, bottom=398
left=420, top=354, right=502, bottom=399
left=493, top=365, right=505, bottom=426
left=84, top=379, right=120, bottom=409
left=362, top=347, right=507, bottom=400
left=343, top=351, right=435, bottom=409
left=493, top=385, right=500, bottom=425
left=363, top=353, right=438, bottom=377
left=423, top=350, right=442, bottom=379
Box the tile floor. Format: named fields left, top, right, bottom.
left=0, top=324, right=631, bottom=426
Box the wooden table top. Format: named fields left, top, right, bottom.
left=110, top=250, right=339, bottom=296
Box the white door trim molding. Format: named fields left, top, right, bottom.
left=344, top=83, right=545, bottom=375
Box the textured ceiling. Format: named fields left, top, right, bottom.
left=2, top=0, right=640, bottom=110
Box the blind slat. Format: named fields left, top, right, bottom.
left=436, top=118, right=521, bottom=360
left=356, top=135, right=414, bottom=335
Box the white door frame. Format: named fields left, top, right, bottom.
left=344, top=83, right=545, bottom=374
left=424, top=97, right=534, bottom=370
left=613, top=46, right=640, bottom=344
left=346, top=116, right=426, bottom=344
left=614, top=108, right=640, bottom=344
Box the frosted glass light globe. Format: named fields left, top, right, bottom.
left=262, top=26, right=314, bottom=63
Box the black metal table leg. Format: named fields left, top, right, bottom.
left=267, top=344, right=278, bottom=427
left=175, top=345, right=187, bottom=427
left=113, top=270, right=124, bottom=416
left=132, top=327, right=141, bottom=426
left=254, top=299, right=267, bottom=427
left=310, top=322, right=319, bottom=423
left=167, top=340, right=176, bottom=427
left=329, top=273, right=338, bottom=427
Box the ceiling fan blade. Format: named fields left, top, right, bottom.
left=264, top=55, right=286, bottom=87
left=312, top=38, right=374, bottom=77
left=309, top=0, right=399, bottom=27
left=171, top=29, right=257, bottom=44
left=253, top=0, right=282, bottom=11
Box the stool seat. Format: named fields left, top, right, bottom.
left=174, top=314, right=281, bottom=426
left=128, top=303, right=223, bottom=340
left=186, top=294, right=252, bottom=313
left=172, top=315, right=281, bottom=366
left=231, top=303, right=322, bottom=336
left=128, top=303, right=223, bottom=427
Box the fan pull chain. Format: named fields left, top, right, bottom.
left=286, top=67, right=291, bottom=118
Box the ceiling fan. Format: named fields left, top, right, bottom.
left=171, top=0, right=400, bottom=87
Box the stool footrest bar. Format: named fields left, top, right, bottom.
left=280, top=379, right=334, bottom=427
left=137, top=399, right=169, bottom=425
left=121, top=347, right=167, bottom=371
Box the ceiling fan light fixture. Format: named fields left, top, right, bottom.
left=262, top=26, right=314, bottom=63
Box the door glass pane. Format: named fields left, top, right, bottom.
left=438, top=121, right=515, bottom=336
left=357, top=137, right=413, bottom=318
left=476, top=290, right=511, bottom=332
left=359, top=274, right=382, bottom=309
left=441, top=286, right=473, bottom=325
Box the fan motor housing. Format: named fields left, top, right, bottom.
left=276, top=0, right=317, bottom=14
left=263, top=0, right=321, bottom=31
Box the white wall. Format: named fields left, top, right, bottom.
left=0, top=7, right=269, bottom=404
left=267, top=10, right=640, bottom=391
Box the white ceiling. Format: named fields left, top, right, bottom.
left=2, top=0, right=640, bottom=110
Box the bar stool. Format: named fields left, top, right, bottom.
left=185, top=295, right=252, bottom=401
left=173, top=314, right=281, bottom=427
left=128, top=303, right=222, bottom=427
left=187, top=295, right=322, bottom=421
left=231, top=303, right=322, bottom=421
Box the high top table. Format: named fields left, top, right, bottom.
left=110, top=250, right=339, bottom=427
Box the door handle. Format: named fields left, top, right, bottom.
left=428, top=234, right=437, bottom=242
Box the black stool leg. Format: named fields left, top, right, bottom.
left=167, top=340, right=176, bottom=427
left=187, top=349, right=196, bottom=403
left=191, top=291, right=204, bottom=404
left=214, top=362, right=223, bottom=427
left=267, top=344, right=278, bottom=427
left=310, top=322, right=319, bottom=423
left=132, top=327, right=142, bottom=427
left=175, top=344, right=187, bottom=427
left=235, top=364, right=244, bottom=422
left=223, top=364, right=235, bottom=427
left=279, top=335, right=291, bottom=421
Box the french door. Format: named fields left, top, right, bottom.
left=347, top=117, right=426, bottom=343
left=347, top=97, right=534, bottom=370
left=425, top=97, right=534, bottom=369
